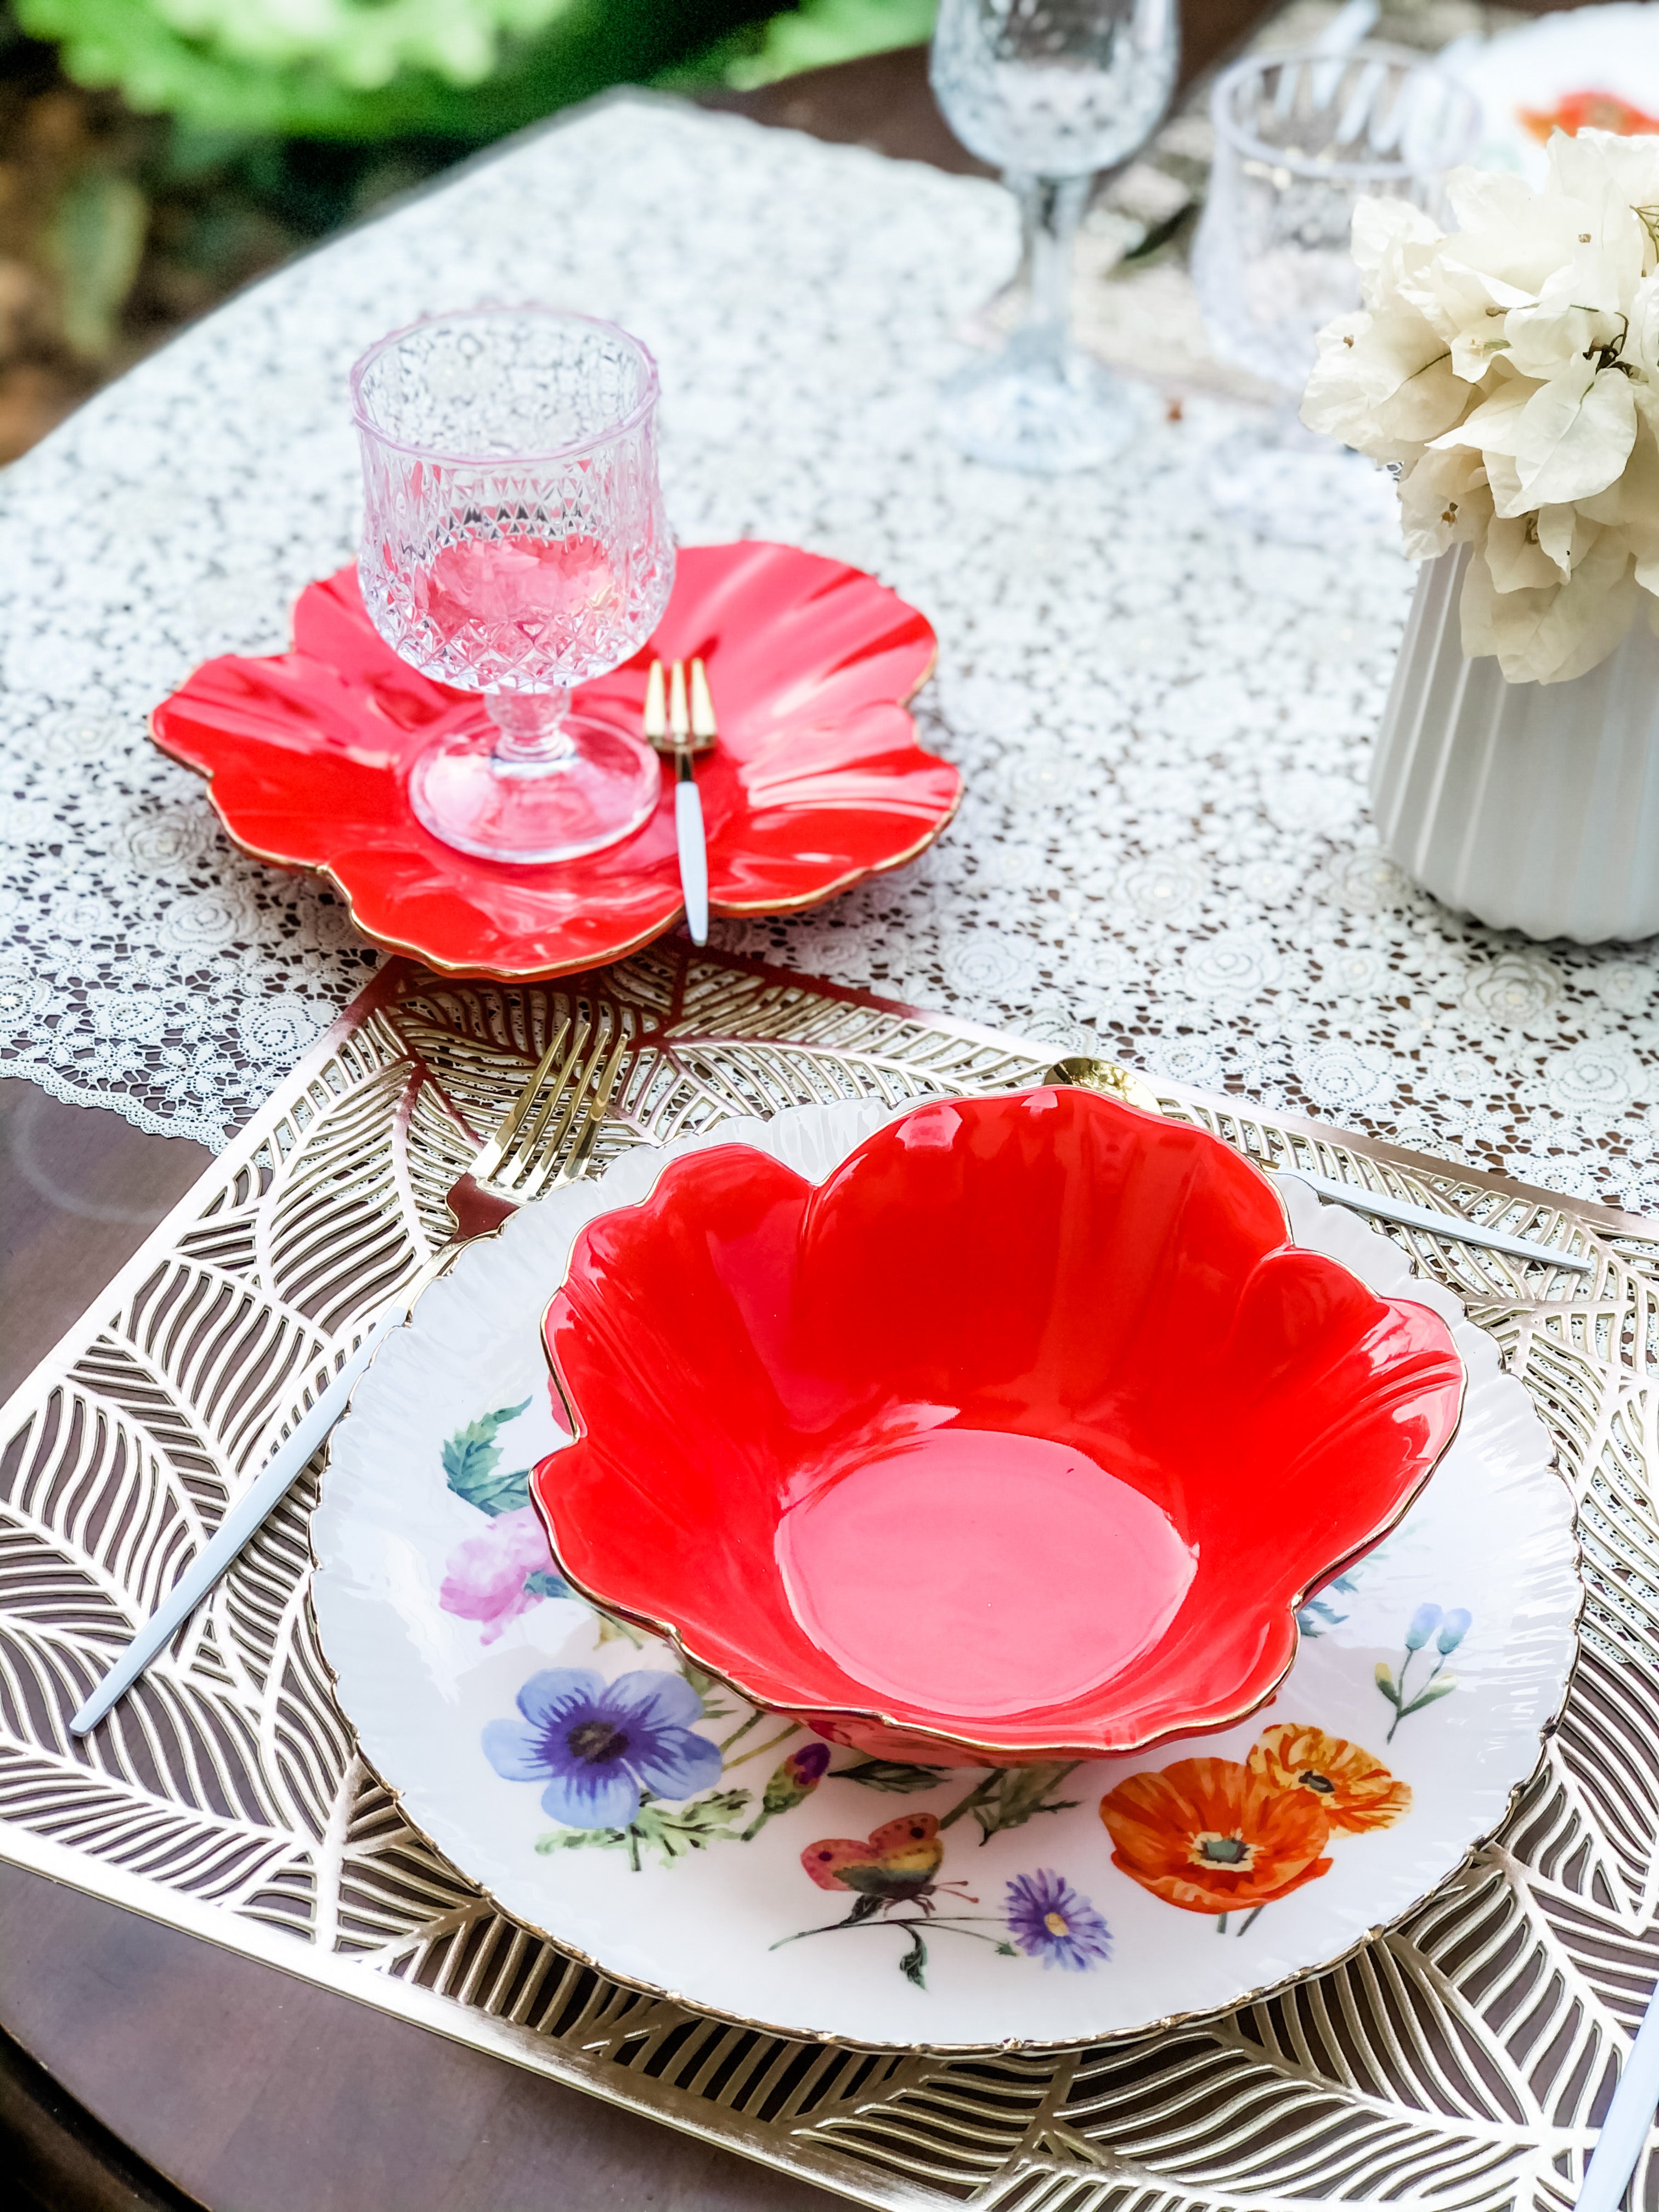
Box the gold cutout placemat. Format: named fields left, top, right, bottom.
left=2, top=945, right=1653, bottom=2212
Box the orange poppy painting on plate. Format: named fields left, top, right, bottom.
left=1101, top=1722, right=1413, bottom=1936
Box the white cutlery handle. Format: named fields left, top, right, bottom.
left=1279, top=1170, right=1593, bottom=1273
left=676, top=776, right=709, bottom=945
left=1576, top=1990, right=1659, bottom=2212
left=68, top=1306, right=398, bottom=1735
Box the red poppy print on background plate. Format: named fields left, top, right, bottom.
left=1099, top=1719, right=1416, bottom=1937
left=149, top=541, right=960, bottom=979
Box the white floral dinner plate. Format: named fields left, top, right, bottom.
left=1444, top=5, right=1659, bottom=184
left=312, top=1102, right=1579, bottom=2051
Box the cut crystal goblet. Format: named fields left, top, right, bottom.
left=1190, top=47, right=1479, bottom=543
left=930, top=0, right=1179, bottom=474
left=352, top=306, right=674, bottom=866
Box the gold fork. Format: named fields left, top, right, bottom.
left=70, top=1013, right=632, bottom=1734
left=447, top=1005, right=631, bottom=1233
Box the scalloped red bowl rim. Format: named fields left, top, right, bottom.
left=529, top=1092, right=1470, bottom=1763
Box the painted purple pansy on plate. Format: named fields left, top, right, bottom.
left=312, top=1099, right=1578, bottom=2051
left=484, top=1667, right=724, bottom=1833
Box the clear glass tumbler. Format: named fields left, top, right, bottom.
left=930, top=0, right=1179, bottom=474
left=1190, top=47, right=1479, bottom=540
left=352, top=306, right=674, bottom=866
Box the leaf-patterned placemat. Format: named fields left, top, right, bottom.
left=2, top=944, right=1652, bottom=2212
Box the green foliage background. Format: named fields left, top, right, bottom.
left=0, top=0, right=938, bottom=441
left=17, top=0, right=939, bottom=143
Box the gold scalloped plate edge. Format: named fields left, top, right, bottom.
left=145, top=641, right=955, bottom=980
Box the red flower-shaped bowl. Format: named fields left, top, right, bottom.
left=532, top=1089, right=1466, bottom=1765
left=149, top=543, right=958, bottom=979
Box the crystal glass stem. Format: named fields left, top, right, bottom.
left=1020, top=173, right=1090, bottom=370
left=486, top=689, right=575, bottom=765
left=996, top=168, right=1040, bottom=320
left=939, top=167, right=1130, bottom=472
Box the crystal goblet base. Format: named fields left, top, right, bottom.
left=940, top=328, right=1138, bottom=475
left=409, top=699, right=661, bottom=867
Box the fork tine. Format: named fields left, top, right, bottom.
left=689, top=657, right=717, bottom=742
left=510, top=1008, right=617, bottom=1200
left=551, top=1023, right=632, bottom=1190
left=495, top=1012, right=593, bottom=1193
left=469, top=1015, right=571, bottom=1185
left=644, top=659, right=667, bottom=743
left=668, top=659, right=690, bottom=743
left=524, top=1011, right=607, bottom=1169
left=513, top=1022, right=628, bottom=1203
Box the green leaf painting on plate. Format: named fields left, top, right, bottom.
left=442, top=1397, right=532, bottom=1516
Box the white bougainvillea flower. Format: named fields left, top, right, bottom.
left=1626, top=269, right=1659, bottom=381
left=1460, top=522, right=1641, bottom=684
left=1536, top=503, right=1585, bottom=578
left=1351, top=196, right=1442, bottom=299
left=1302, top=126, right=1659, bottom=682
left=1395, top=444, right=1491, bottom=560
left=1399, top=253, right=1529, bottom=382
left=1517, top=359, right=1637, bottom=507
left=1580, top=428, right=1659, bottom=590
left=1505, top=268, right=1617, bottom=382
left=1485, top=512, right=1563, bottom=594
left=1301, top=304, right=1471, bottom=460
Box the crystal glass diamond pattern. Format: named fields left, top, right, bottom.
left=351, top=307, right=674, bottom=865
left=929, top=0, right=1179, bottom=472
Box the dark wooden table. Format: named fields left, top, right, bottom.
left=0, top=20, right=1288, bottom=2208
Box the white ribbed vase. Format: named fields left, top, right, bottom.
left=1372, top=544, right=1659, bottom=943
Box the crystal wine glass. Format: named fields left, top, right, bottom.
left=351, top=306, right=674, bottom=866
left=930, top=0, right=1179, bottom=473
left=1190, top=47, right=1479, bottom=541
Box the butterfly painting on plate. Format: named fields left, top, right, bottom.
left=776, top=1814, right=1113, bottom=1988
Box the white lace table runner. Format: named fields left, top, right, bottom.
left=1, top=89, right=1653, bottom=1208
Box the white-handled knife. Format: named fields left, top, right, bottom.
left=1047, top=1057, right=1596, bottom=1275
left=69, top=1311, right=399, bottom=1734
left=69, top=1013, right=630, bottom=1736
left=1575, top=1992, right=1659, bottom=2212
left=1275, top=1167, right=1595, bottom=1273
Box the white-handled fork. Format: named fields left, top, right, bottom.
left=644, top=657, right=715, bottom=946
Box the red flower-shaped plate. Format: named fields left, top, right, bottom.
left=533, top=1087, right=1467, bottom=1765
left=149, top=543, right=958, bottom=978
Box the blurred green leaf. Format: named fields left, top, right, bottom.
left=720, top=0, right=936, bottom=89
left=16, top=0, right=799, bottom=142
left=18, top=0, right=581, bottom=120
left=43, top=171, right=148, bottom=359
